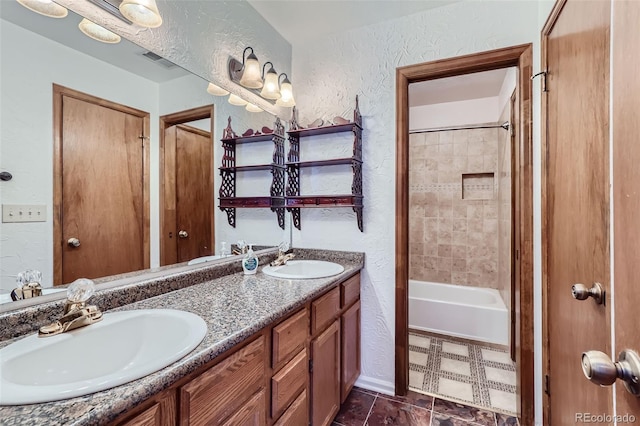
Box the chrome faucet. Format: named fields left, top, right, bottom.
left=39, top=278, right=103, bottom=337
left=270, top=241, right=295, bottom=267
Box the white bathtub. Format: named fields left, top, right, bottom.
left=408, top=280, right=508, bottom=345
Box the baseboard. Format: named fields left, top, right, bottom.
left=354, top=374, right=395, bottom=396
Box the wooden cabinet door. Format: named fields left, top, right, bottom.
left=179, top=337, right=264, bottom=425
left=341, top=300, right=360, bottom=403
left=219, top=389, right=265, bottom=426
left=311, top=320, right=340, bottom=426
left=115, top=391, right=176, bottom=426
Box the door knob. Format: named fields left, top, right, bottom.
left=581, top=349, right=640, bottom=396
left=67, top=238, right=80, bottom=248
left=571, top=282, right=605, bottom=305
left=178, top=230, right=189, bottom=239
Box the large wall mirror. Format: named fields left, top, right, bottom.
left=0, top=1, right=290, bottom=306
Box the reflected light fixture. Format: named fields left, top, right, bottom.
left=207, top=82, right=229, bottom=96
left=260, top=62, right=281, bottom=100
left=245, top=103, right=263, bottom=113
left=119, top=0, right=163, bottom=28
left=78, top=18, right=121, bottom=44
left=275, top=73, right=296, bottom=107
left=16, top=0, right=68, bottom=18
left=235, top=47, right=263, bottom=89
left=228, top=94, right=248, bottom=106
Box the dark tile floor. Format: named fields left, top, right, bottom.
left=332, top=387, right=519, bottom=426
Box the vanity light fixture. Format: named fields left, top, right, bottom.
left=233, top=47, right=263, bottom=89
left=260, top=62, right=281, bottom=100
left=78, top=18, right=121, bottom=44
left=206, top=82, right=229, bottom=96
left=119, top=0, right=162, bottom=28
left=275, top=73, right=296, bottom=107
left=228, top=94, right=248, bottom=106
left=16, top=0, right=68, bottom=18
left=245, top=103, right=263, bottom=113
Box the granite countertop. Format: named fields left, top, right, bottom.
left=0, top=249, right=364, bottom=425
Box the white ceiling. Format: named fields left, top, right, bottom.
left=0, top=0, right=189, bottom=83
left=409, top=68, right=509, bottom=107
left=247, top=0, right=460, bottom=45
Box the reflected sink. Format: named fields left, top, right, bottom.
left=0, top=309, right=207, bottom=405
left=262, top=260, right=345, bottom=279
left=187, top=254, right=223, bottom=265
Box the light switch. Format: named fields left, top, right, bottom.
left=2, top=205, right=47, bottom=223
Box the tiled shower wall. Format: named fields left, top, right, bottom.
left=408, top=128, right=501, bottom=289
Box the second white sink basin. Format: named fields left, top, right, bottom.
left=0, top=309, right=207, bottom=405
left=262, top=260, right=345, bottom=279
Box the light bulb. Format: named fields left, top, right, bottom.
left=79, top=19, right=121, bottom=44
left=119, top=0, right=163, bottom=28
left=16, top=0, right=68, bottom=18
left=228, top=94, right=248, bottom=106
left=207, top=82, right=229, bottom=96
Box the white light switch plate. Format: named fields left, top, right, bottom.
left=2, top=205, right=47, bottom=223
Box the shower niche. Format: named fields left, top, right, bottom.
left=461, top=172, right=495, bottom=200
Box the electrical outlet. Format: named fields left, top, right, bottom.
left=2, top=205, right=47, bottom=223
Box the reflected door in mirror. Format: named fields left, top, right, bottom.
left=55, top=86, right=150, bottom=284
left=172, top=124, right=213, bottom=263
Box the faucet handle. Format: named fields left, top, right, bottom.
left=67, top=278, right=95, bottom=303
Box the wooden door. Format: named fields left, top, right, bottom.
left=612, top=0, right=640, bottom=418
left=162, top=123, right=213, bottom=265
left=544, top=0, right=612, bottom=423
left=311, top=320, right=340, bottom=426
left=175, top=124, right=213, bottom=262
left=55, top=86, right=149, bottom=284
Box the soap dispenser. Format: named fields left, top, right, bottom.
left=242, top=244, right=259, bottom=275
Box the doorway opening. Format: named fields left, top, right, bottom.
left=159, top=105, right=215, bottom=266
left=395, top=45, right=534, bottom=424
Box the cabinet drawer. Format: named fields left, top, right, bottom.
left=273, top=389, right=308, bottom=426
left=220, top=389, right=265, bottom=426
left=271, top=350, right=308, bottom=418
left=312, top=287, right=340, bottom=335
left=341, top=273, right=360, bottom=308
left=179, top=337, right=264, bottom=425
left=272, top=308, right=308, bottom=368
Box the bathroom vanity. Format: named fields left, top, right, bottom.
left=0, top=248, right=363, bottom=426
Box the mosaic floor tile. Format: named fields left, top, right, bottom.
left=408, top=332, right=517, bottom=416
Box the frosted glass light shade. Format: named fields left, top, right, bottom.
left=79, top=19, right=121, bottom=44
left=276, top=77, right=295, bottom=107
left=260, top=68, right=281, bottom=100
left=16, top=0, right=68, bottom=18
left=119, top=0, right=162, bottom=28
left=245, top=103, right=263, bottom=113
left=228, top=94, right=248, bottom=106
left=206, top=83, right=229, bottom=96
left=239, top=52, right=263, bottom=89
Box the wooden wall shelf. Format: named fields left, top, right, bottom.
left=218, top=117, right=286, bottom=229
left=286, top=96, right=364, bottom=231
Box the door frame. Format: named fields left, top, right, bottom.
left=159, top=105, right=215, bottom=266
left=394, top=44, right=535, bottom=423
left=52, top=84, right=151, bottom=285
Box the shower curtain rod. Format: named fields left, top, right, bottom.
left=409, top=121, right=510, bottom=134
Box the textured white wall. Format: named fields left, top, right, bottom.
left=290, top=0, right=540, bottom=415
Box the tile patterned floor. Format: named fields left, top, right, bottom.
left=332, top=387, right=519, bottom=426
left=408, top=333, right=517, bottom=416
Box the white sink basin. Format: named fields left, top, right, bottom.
left=262, top=260, right=345, bottom=279
left=0, top=309, right=207, bottom=405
